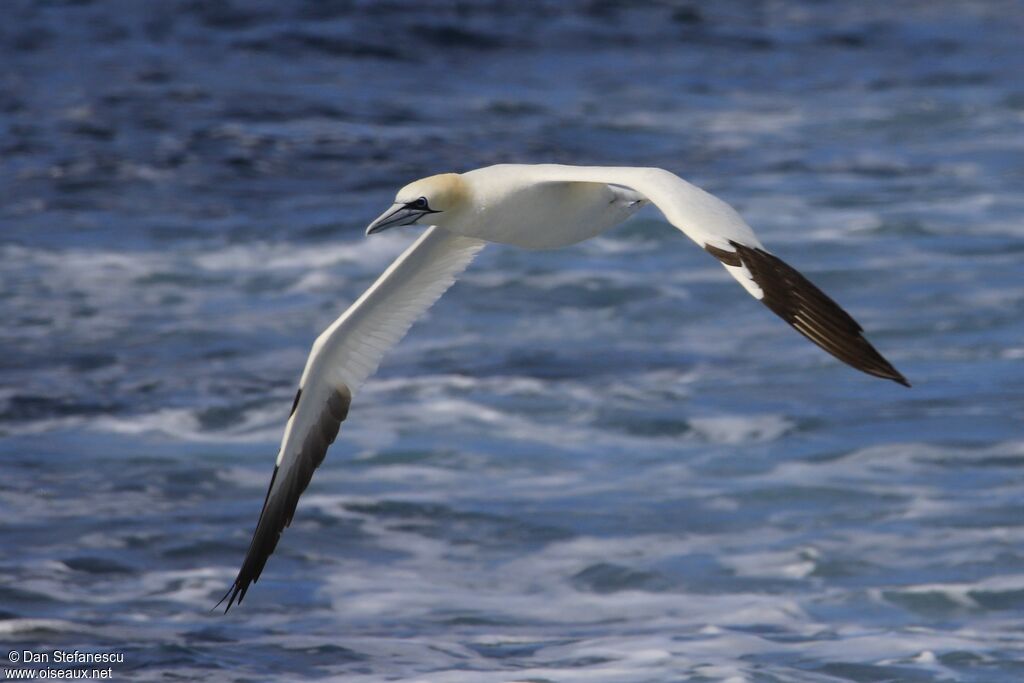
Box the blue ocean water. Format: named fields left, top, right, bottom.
left=2, top=1, right=1023, bottom=680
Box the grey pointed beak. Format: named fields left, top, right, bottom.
left=365, top=204, right=429, bottom=236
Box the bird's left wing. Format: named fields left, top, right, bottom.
left=218, top=226, right=485, bottom=610
left=530, top=165, right=908, bottom=386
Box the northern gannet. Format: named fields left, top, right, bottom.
left=218, top=164, right=908, bottom=610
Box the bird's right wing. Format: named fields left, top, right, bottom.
left=218, top=226, right=486, bottom=610
left=530, top=165, right=908, bottom=386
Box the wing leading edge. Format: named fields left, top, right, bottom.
left=219, top=227, right=486, bottom=610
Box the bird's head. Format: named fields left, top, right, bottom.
left=365, top=173, right=470, bottom=236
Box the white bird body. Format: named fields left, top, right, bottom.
left=219, top=164, right=908, bottom=611
left=449, top=165, right=649, bottom=249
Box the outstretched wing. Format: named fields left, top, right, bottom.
left=218, top=227, right=486, bottom=611
left=528, top=165, right=908, bottom=386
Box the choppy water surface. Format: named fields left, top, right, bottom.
left=2, top=1, right=1024, bottom=680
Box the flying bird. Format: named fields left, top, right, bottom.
left=217, top=164, right=908, bottom=610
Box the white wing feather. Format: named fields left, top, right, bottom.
left=220, top=226, right=485, bottom=610
left=281, top=226, right=485, bottom=464
left=520, top=165, right=765, bottom=297
left=520, top=164, right=906, bottom=385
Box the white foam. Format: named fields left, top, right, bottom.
left=688, top=414, right=794, bottom=444
left=0, top=619, right=82, bottom=635
left=193, top=233, right=409, bottom=273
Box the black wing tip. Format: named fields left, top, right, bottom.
left=213, top=574, right=252, bottom=614
left=890, top=372, right=911, bottom=388
left=706, top=241, right=911, bottom=388
left=213, top=582, right=241, bottom=614
left=215, top=385, right=353, bottom=615
left=862, top=362, right=911, bottom=388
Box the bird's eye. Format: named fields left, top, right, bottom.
left=412, top=197, right=429, bottom=210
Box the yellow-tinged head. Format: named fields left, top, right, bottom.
left=365, top=173, right=470, bottom=235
